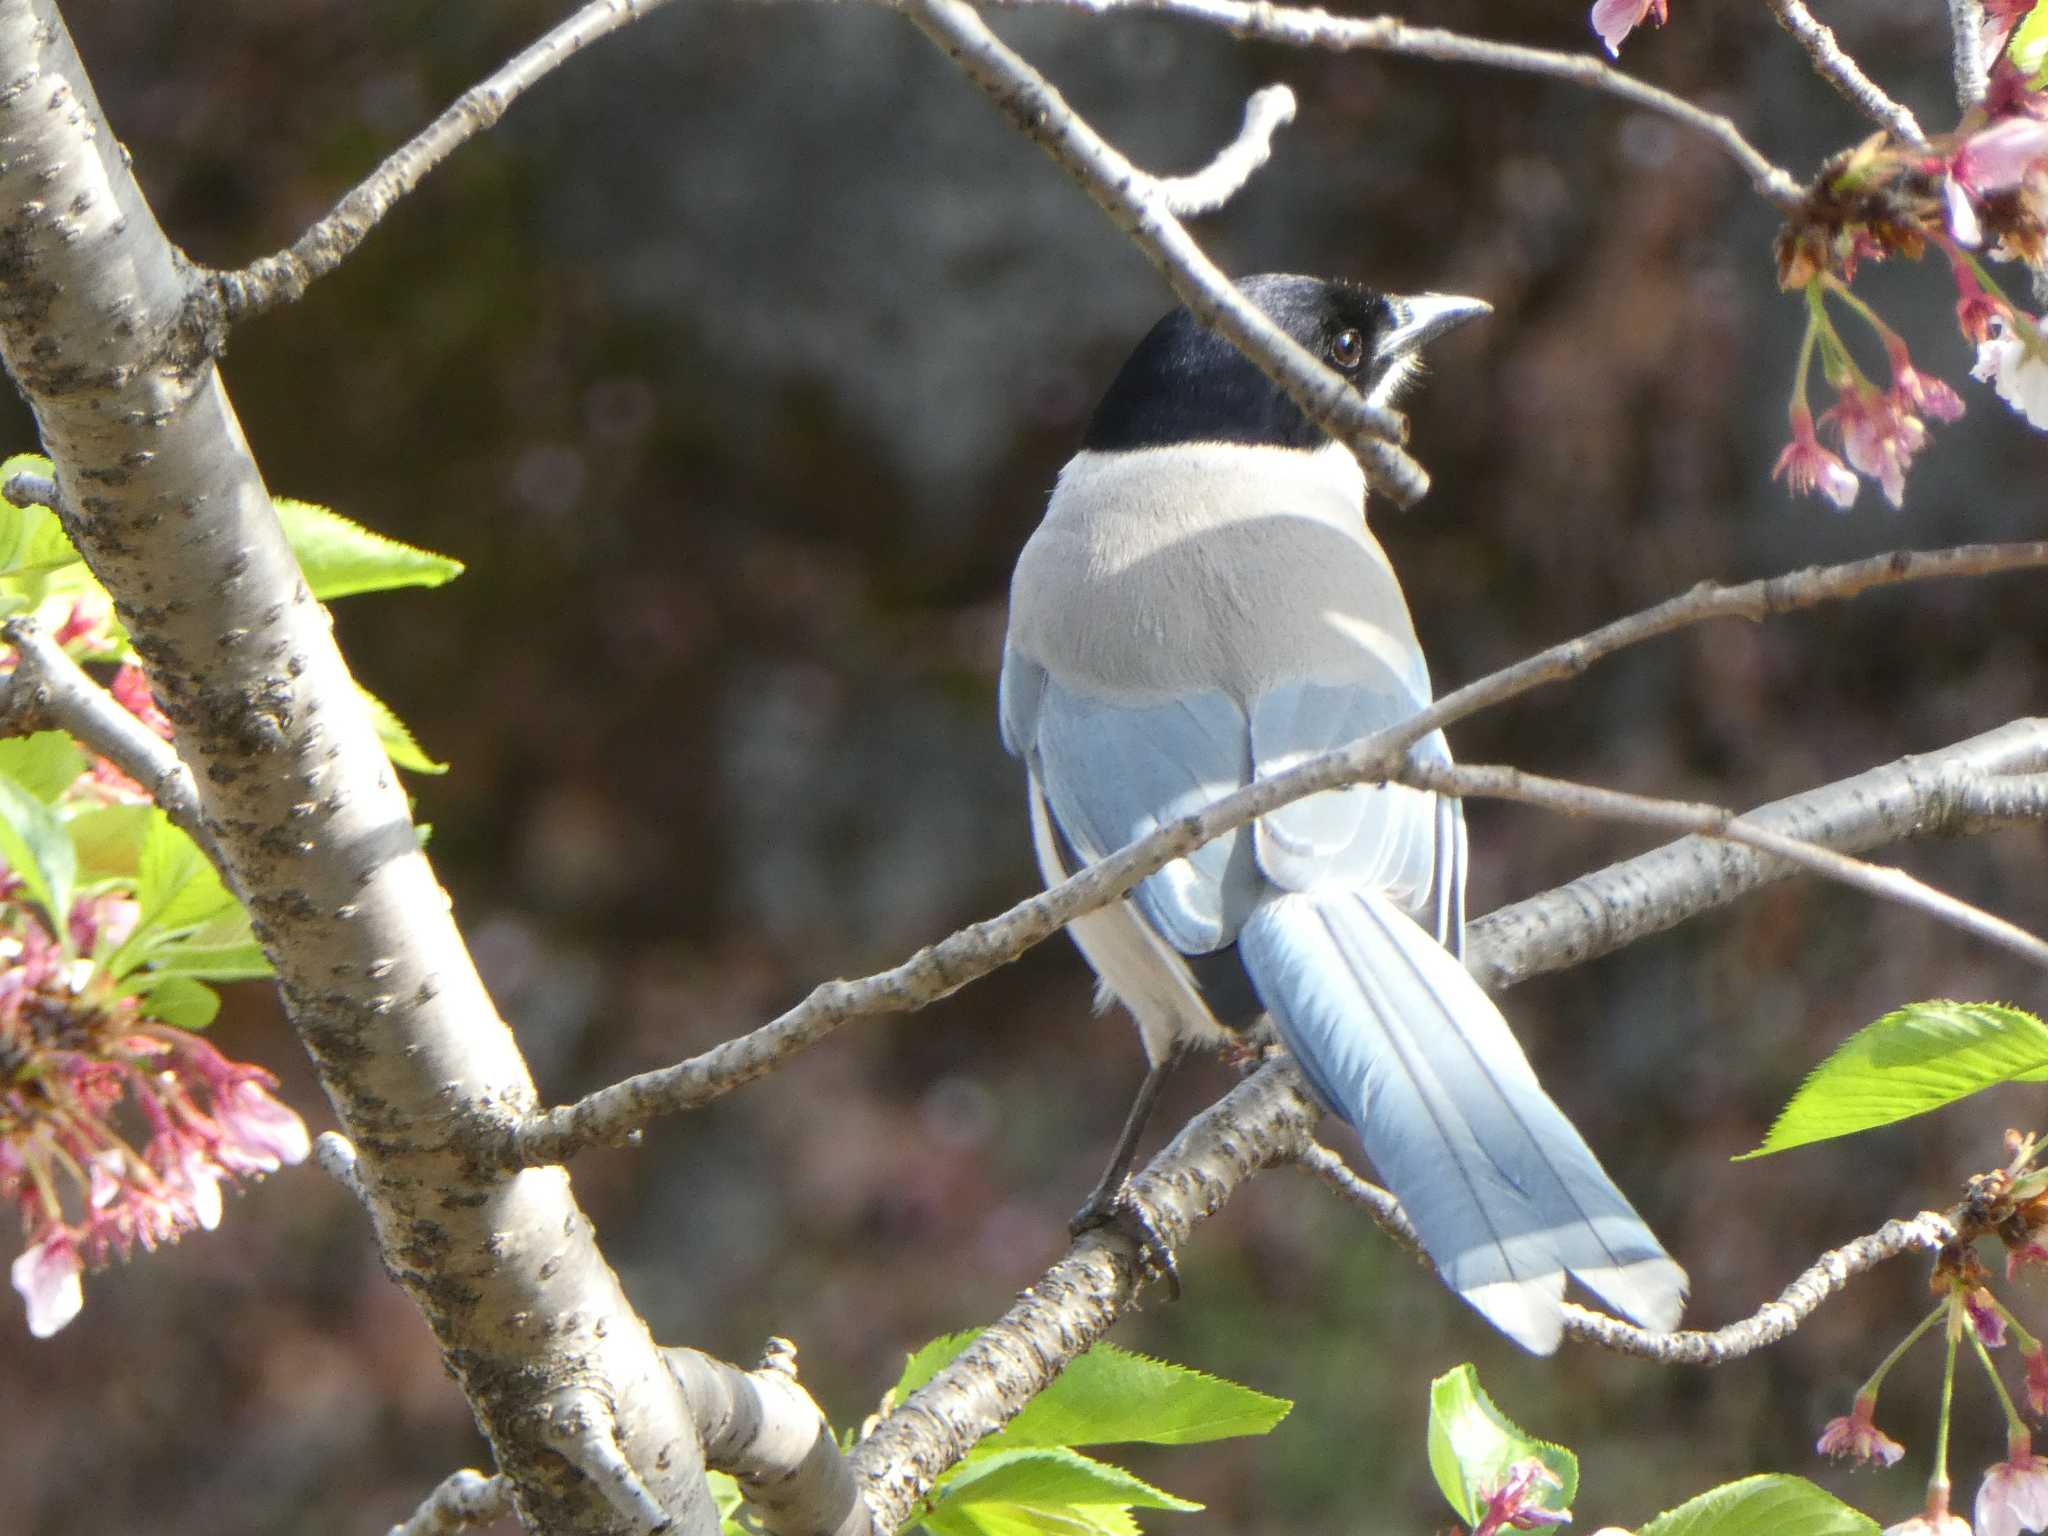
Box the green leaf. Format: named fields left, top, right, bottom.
left=0, top=732, right=85, bottom=803
left=139, top=934, right=273, bottom=983
left=1426, top=1365, right=1576, bottom=1527
left=917, top=1449, right=1195, bottom=1535
left=0, top=767, right=75, bottom=939
left=276, top=497, right=464, bottom=600
left=1637, top=1475, right=1878, bottom=1536
left=67, top=803, right=157, bottom=882
left=0, top=454, right=85, bottom=577
left=1737, top=1001, right=2048, bottom=1159
left=895, top=1334, right=1290, bottom=1448
left=706, top=1471, right=750, bottom=1536
left=134, top=812, right=239, bottom=934
left=363, top=686, right=448, bottom=775
left=2012, top=2, right=2048, bottom=76
left=932, top=1449, right=1198, bottom=1513
left=136, top=974, right=221, bottom=1031
left=921, top=1501, right=1140, bottom=1536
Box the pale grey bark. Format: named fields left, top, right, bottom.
left=0, top=5, right=708, bottom=1532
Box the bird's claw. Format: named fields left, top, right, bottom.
left=1070, top=1183, right=1182, bottom=1300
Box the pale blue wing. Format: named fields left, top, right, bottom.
left=998, top=647, right=1048, bottom=760
left=1248, top=677, right=1451, bottom=918
left=1031, top=678, right=1260, bottom=955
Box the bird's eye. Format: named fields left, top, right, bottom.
left=1329, top=328, right=1365, bottom=371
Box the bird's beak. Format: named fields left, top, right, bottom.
left=1375, top=293, right=1493, bottom=362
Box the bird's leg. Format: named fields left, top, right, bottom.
left=1070, top=1046, right=1184, bottom=1298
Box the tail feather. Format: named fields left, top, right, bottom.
left=1239, top=888, right=1686, bottom=1354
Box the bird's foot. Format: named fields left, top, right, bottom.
left=1070, top=1182, right=1182, bottom=1300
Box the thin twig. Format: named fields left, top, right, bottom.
left=1562, top=1212, right=1957, bottom=1362
left=1294, top=1138, right=1419, bottom=1247
left=387, top=1470, right=512, bottom=1536
left=0, top=614, right=207, bottom=840
left=1304, top=1133, right=1959, bottom=1364
left=897, top=0, right=1434, bottom=507
left=1951, top=0, right=1991, bottom=111
left=536, top=1388, right=671, bottom=1536
left=1408, top=760, right=2048, bottom=971
left=993, top=0, right=1806, bottom=211
left=1471, top=718, right=2048, bottom=991
left=502, top=543, right=2048, bottom=1166
left=1762, top=0, right=1929, bottom=148
left=1152, top=83, right=1297, bottom=216
left=209, top=0, right=679, bottom=321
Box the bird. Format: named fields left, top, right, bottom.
left=997, top=274, right=1687, bottom=1354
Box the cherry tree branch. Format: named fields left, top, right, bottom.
left=994, top=0, right=1806, bottom=211
left=505, top=543, right=2048, bottom=1165
left=1303, top=1143, right=1961, bottom=1363
left=1470, top=716, right=2048, bottom=990
left=208, top=0, right=681, bottom=321
left=0, top=613, right=205, bottom=838
left=848, top=1062, right=1321, bottom=1530
left=387, top=1471, right=512, bottom=1536
left=1763, top=0, right=1929, bottom=148
left=848, top=723, right=2028, bottom=1512
left=896, top=0, right=1435, bottom=507
left=1951, top=0, right=1992, bottom=110
left=0, top=5, right=711, bottom=1530
left=669, top=1340, right=872, bottom=1536
left=1407, top=759, right=2048, bottom=970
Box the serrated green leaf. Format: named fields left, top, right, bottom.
left=276, top=497, right=464, bottom=600
left=934, top=1449, right=1198, bottom=1514
left=136, top=974, right=221, bottom=1031
left=0, top=732, right=85, bottom=803
left=896, top=1334, right=1289, bottom=1450
left=921, top=1501, right=1140, bottom=1536
left=2013, top=2, right=2048, bottom=76
left=1638, top=1474, right=1878, bottom=1536
left=363, top=686, right=447, bottom=775
left=1426, top=1365, right=1576, bottom=1527
left=1737, top=1001, right=2048, bottom=1159
left=0, top=768, right=75, bottom=940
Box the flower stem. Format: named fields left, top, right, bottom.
left=1862, top=1302, right=1950, bottom=1400
left=1823, top=273, right=1907, bottom=357
left=1973, top=1321, right=2031, bottom=1440
left=1931, top=1296, right=1963, bottom=1503
left=1993, top=1293, right=2043, bottom=1356
left=1804, top=281, right=1868, bottom=390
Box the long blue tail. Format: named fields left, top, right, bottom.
left=1239, top=887, right=1686, bottom=1354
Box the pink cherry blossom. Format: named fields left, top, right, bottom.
left=1590, top=0, right=1667, bottom=55
left=1772, top=405, right=1860, bottom=510
left=1979, top=1448, right=2048, bottom=1536
left=1820, top=385, right=1929, bottom=507
left=1974, top=312, right=2048, bottom=428
left=1968, top=1287, right=2009, bottom=1347
left=10, top=1227, right=82, bottom=1339
left=2026, top=1346, right=2048, bottom=1417
left=1816, top=1393, right=1906, bottom=1466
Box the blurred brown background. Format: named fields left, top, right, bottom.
left=5, top=2, right=2046, bottom=1532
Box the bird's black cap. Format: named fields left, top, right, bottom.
left=1080, top=274, right=1484, bottom=454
